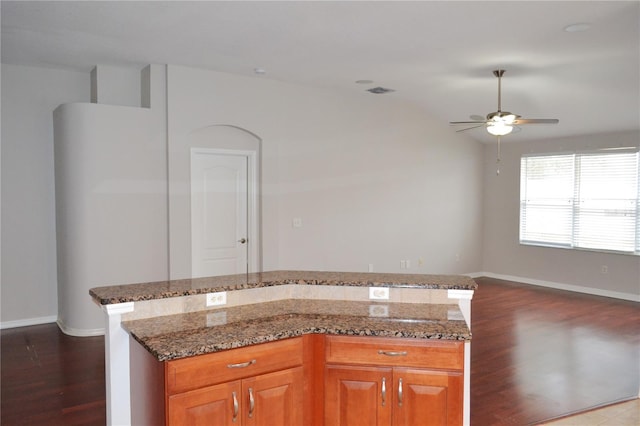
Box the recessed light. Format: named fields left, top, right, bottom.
left=355, top=79, right=374, bottom=84
left=564, top=23, right=591, bottom=33
left=254, top=68, right=266, bottom=75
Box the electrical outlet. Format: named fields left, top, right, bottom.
left=601, top=265, right=608, bottom=274
left=400, top=260, right=406, bottom=269
left=406, top=260, right=411, bottom=269
left=206, top=291, right=227, bottom=307
left=368, top=264, right=374, bottom=272
left=369, top=287, right=390, bottom=300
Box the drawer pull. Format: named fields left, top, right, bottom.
left=248, top=387, right=255, bottom=418
left=232, top=391, right=238, bottom=423
left=398, top=378, right=403, bottom=407
left=381, top=377, right=387, bottom=406
left=227, top=359, right=257, bottom=369
left=378, top=350, right=408, bottom=357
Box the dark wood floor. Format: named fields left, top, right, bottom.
left=1, top=277, right=638, bottom=425
left=1, top=322, right=106, bottom=425
left=471, top=277, right=639, bottom=425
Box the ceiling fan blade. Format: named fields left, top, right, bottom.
left=456, top=124, right=485, bottom=132
left=470, top=114, right=485, bottom=121
left=513, top=118, right=559, bottom=124
left=450, top=121, right=486, bottom=125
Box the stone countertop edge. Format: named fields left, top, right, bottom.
left=130, top=327, right=471, bottom=362
left=122, top=299, right=472, bottom=361
left=89, top=270, right=478, bottom=305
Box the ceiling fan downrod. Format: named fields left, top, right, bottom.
left=493, top=69, right=505, bottom=113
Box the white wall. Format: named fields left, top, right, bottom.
left=54, top=98, right=168, bottom=335
left=482, top=130, right=640, bottom=299
left=90, top=65, right=142, bottom=107
left=3, top=60, right=636, bottom=331
left=3, top=61, right=636, bottom=330
left=167, top=66, right=485, bottom=276
left=1, top=64, right=89, bottom=326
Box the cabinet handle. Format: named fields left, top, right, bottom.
left=232, top=391, right=238, bottom=423
left=381, top=377, right=387, bottom=406
left=378, top=350, right=408, bottom=357
left=248, top=387, right=255, bottom=418
left=398, top=378, right=403, bottom=407
left=227, top=359, right=257, bottom=369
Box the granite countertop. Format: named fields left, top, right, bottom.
left=90, top=270, right=478, bottom=305
left=123, top=299, right=471, bottom=361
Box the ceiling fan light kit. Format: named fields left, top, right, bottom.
left=486, top=111, right=518, bottom=135
left=487, top=122, right=513, bottom=136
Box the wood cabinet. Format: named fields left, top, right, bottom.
left=167, top=380, right=239, bottom=426
left=130, top=334, right=464, bottom=426
left=130, top=336, right=310, bottom=426
left=324, top=336, right=464, bottom=426
left=325, top=364, right=391, bottom=425
left=165, top=338, right=305, bottom=425
left=168, top=366, right=303, bottom=426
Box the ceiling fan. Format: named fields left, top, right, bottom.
left=450, top=69, right=559, bottom=136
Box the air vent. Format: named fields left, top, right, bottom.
left=367, top=87, right=395, bottom=94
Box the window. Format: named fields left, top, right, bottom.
left=520, top=150, right=639, bottom=255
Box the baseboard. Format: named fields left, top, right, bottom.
left=56, top=319, right=105, bottom=337
left=0, top=315, right=58, bottom=330
left=465, top=272, right=485, bottom=279
left=474, top=272, right=639, bottom=302
left=0, top=315, right=106, bottom=336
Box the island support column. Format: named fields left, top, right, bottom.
left=449, top=289, right=474, bottom=426
left=103, top=302, right=134, bottom=426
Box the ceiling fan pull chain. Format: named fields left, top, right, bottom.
left=496, top=135, right=501, bottom=175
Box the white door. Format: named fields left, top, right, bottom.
left=191, top=150, right=248, bottom=278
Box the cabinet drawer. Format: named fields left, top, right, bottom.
left=325, top=336, right=464, bottom=371
left=166, top=337, right=304, bottom=394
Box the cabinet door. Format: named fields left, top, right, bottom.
left=243, top=366, right=304, bottom=426
left=325, top=364, right=392, bottom=426
left=168, top=380, right=241, bottom=426
left=393, top=368, right=463, bottom=426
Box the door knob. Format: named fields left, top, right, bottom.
left=238, top=238, right=247, bottom=244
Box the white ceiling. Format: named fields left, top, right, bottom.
left=2, top=1, right=639, bottom=144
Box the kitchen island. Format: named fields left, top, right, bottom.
left=90, top=271, right=476, bottom=425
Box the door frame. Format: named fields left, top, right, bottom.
left=190, top=147, right=260, bottom=275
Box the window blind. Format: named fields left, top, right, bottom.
left=520, top=151, right=639, bottom=254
